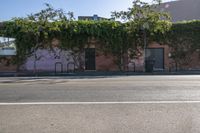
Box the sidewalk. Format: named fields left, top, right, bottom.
left=0, top=70, right=200, bottom=77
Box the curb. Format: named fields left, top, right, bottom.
left=0, top=71, right=200, bottom=77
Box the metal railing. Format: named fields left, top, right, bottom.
left=67, top=62, right=75, bottom=73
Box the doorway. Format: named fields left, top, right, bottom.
left=145, top=48, right=164, bottom=70
left=85, top=48, right=96, bottom=70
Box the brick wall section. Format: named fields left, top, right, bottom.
left=178, top=52, right=200, bottom=70
left=95, top=40, right=119, bottom=71
left=0, top=65, right=16, bottom=72
left=0, top=56, right=17, bottom=72
left=148, top=43, right=200, bottom=71
left=0, top=40, right=199, bottom=72
left=96, top=53, right=119, bottom=71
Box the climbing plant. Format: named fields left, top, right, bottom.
left=1, top=1, right=200, bottom=70
left=111, top=0, right=172, bottom=50
left=0, top=4, right=130, bottom=70
left=158, top=20, right=200, bottom=67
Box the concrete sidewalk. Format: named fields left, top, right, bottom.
left=0, top=103, right=199, bottom=133
left=0, top=70, right=200, bottom=77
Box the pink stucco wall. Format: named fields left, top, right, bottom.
left=23, top=48, right=84, bottom=72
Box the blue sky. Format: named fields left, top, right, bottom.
left=0, top=0, right=173, bottom=21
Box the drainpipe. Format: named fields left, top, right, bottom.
left=34, top=35, right=38, bottom=76
left=34, top=27, right=42, bottom=76
left=142, top=22, right=149, bottom=73
left=143, top=29, right=147, bottom=72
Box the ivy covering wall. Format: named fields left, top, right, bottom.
left=0, top=2, right=172, bottom=70
left=0, top=20, right=130, bottom=67
left=0, top=0, right=200, bottom=70
left=156, top=20, right=200, bottom=66
left=1, top=20, right=200, bottom=67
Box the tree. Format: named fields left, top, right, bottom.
left=27, top=3, right=74, bottom=22
left=11, top=3, right=74, bottom=72
left=111, top=0, right=172, bottom=49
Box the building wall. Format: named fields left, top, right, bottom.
left=90, top=39, right=119, bottom=71
left=172, top=52, right=200, bottom=71
left=21, top=48, right=84, bottom=72
left=127, top=43, right=170, bottom=72
left=158, top=0, right=200, bottom=22
left=96, top=53, right=119, bottom=71
left=186, top=52, right=200, bottom=70
left=128, top=53, right=144, bottom=72
left=22, top=49, right=120, bottom=72
left=21, top=42, right=199, bottom=72
left=20, top=38, right=120, bottom=72
left=0, top=41, right=199, bottom=72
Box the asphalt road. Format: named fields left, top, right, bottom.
left=1, top=75, right=200, bottom=133
left=0, top=75, right=200, bottom=102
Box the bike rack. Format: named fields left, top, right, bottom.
left=169, top=62, right=178, bottom=72
left=55, top=62, right=63, bottom=73
left=128, top=62, right=136, bottom=72
left=133, top=62, right=136, bottom=72
left=67, top=62, right=75, bottom=73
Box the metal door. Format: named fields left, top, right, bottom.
left=145, top=48, right=164, bottom=70
left=85, top=48, right=96, bottom=70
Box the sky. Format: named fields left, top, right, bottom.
left=0, top=0, right=174, bottom=21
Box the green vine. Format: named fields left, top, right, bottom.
left=0, top=20, right=130, bottom=69
left=156, top=20, right=200, bottom=67
left=1, top=2, right=200, bottom=70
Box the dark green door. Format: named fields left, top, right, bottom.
left=85, top=48, right=96, bottom=70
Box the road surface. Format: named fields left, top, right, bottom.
left=0, top=75, right=200, bottom=133
left=0, top=75, right=200, bottom=102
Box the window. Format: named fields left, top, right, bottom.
left=0, top=37, right=16, bottom=56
